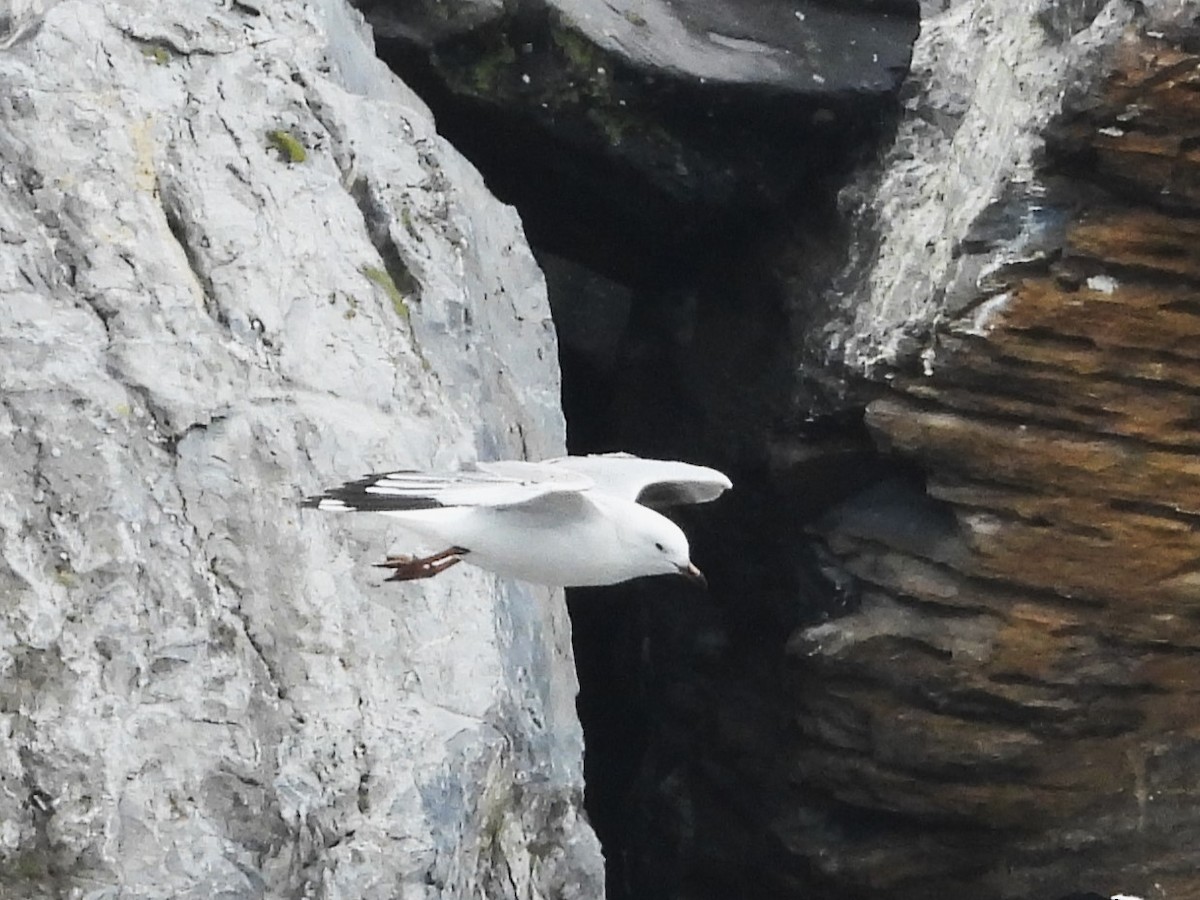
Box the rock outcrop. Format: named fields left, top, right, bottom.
left=791, top=2, right=1200, bottom=897
left=355, top=0, right=918, bottom=284
left=0, top=1, right=601, bottom=897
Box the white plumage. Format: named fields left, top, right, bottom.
left=303, top=453, right=732, bottom=587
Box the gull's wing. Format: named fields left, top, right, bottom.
left=543, top=453, right=732, bottom=508
left=303, top=460, right=594, bottom=513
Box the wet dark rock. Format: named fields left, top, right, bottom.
left=354, top=0, right=919, bottom=286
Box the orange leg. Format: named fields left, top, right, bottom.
left=374, top=547, right=468, bottom=582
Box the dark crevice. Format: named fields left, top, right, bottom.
left=232, top=605, right=289, bottom=704
left=989, top=668, right=1171, bottom=697
left=1042, top=131, right=1200, bottom=217
left=1161, top=296, right=1200, bottom=316
left=1108, top=496, right=1200, bottom=525
left=989, top=324, right=1100, bottom=351
left=876, top=586, right=1007, bottom=621
left=111, top=379, right=173, bottom=446
left=1063, top=252, right=1200, bottom=290
left=348, top=175, right=422, bottom=304
left=78, top=290, right=116, bottom=338
left=203, top=548, right=290, bottom=704
left=158, top=185, right=223, bottom=328
left=301, top=84, right=357, bottom=188
left=898, top=388, right=1198, bottom=451
left=362, top=9, right=920, bottom=900
left=163, top=415, right=224, bottom=456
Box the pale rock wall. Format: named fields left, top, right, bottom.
left=0, top=0, right=602, bottom=897
left=824, top=0, right=1142, bottom=371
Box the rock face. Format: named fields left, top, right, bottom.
left=789, top=2, right=1200, bottom=897
left=0, top=1, right=601, bottom=897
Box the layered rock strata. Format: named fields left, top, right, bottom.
left=795, top=14, right=1200, bottom=899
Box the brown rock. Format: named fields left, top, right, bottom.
left=799, top=30, right=1200, bottom=900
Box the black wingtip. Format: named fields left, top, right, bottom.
left=298, top=478, right=448, bottom=513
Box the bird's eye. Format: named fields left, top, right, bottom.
left=655, top=542, right=665, bottom=551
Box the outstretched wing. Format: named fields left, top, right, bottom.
left=543, top=453, right=731, bottom=508
left=303, top=460, right=594, bottom=513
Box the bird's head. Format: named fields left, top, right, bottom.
left=624, top=504, right=707, bottom=588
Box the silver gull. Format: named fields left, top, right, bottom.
left=302, top=452, right=732, bottom=587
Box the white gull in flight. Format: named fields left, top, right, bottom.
left=302, top=453, right=732, bottom=587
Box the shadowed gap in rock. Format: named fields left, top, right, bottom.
left=367, top=16, right=921, bottom=899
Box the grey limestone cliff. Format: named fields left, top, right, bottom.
left=0, top=0, right=602, bottom=897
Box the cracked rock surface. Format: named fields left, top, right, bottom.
left=0, top=0, right=601, bottom=897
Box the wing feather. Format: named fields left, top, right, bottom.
left=543, top=453, right=731, bottom=508
left=303, top=461, right=594, bottom=513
